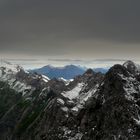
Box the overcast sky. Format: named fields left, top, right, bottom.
left=0, top=0, right=140, bottom=68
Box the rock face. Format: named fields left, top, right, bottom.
left=80, top=64, right=140, bottom=140
left=1, top=61, right=140, bottom=140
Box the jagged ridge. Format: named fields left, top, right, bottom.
left=0, top=61, right=140, bottom=140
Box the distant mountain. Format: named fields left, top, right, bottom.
left=93, top=67, right=109, bottom=74
left=30, top=65, right=108, bottom=79
left=30, top=65, right=86, bottom=80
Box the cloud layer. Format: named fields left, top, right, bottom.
left=0, top=0, right=140, bottom=62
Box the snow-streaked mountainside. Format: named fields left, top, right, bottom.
left=0, top=60, right=50, bottom=96
left=1, top=60, right=140, bottom=139
left=29, top=64, right=108, bottom=79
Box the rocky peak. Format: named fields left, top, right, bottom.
left=80, top=63, right=140, bottom=140
left=101, top=63, right=140, bottom=101
left=1, top=61, right=140, bottom=140
left=123, top=60, right=140, bottom=75
left=123, top=60, right=136, bottom=68
left=83, top=68, right=95, bottom=77
left=106, top=64, right=129, bottom=78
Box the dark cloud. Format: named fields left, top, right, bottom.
left=0, top=0, right=140, bottom=59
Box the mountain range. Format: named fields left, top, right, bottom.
left=0, top=60, right=140, bottom=139
left=30, top=65, right=108, bottom=79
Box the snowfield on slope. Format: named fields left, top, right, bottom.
left=61, top=83, right=84, bottom=99
left=0, top=61, right=50, bottom=96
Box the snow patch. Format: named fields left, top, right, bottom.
left=57, top=98, right=65, bottom=105
left=78, top=84, right=99, bottom=103
left=118, top=73, right=140, bottom=101
left=58, top=77, right=73, bottom=86
left=0, top=64, right=33, bottom=95
left=61, top=83, right=84, bottom=99
left=133, top=116, right=140, bottom=125
left=42, top=75, right=50, bottom=82
left=61, top=107, right=69, bottom=112
left=68, top=133, right=83, bottom=140
left=71, top=104, right=83, bottom=113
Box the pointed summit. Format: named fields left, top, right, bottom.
left=123, top=60, right=139, bottom=74
left=83, top=69, right=95, bottom=77
left=123, top=60, right=136, bottom=68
